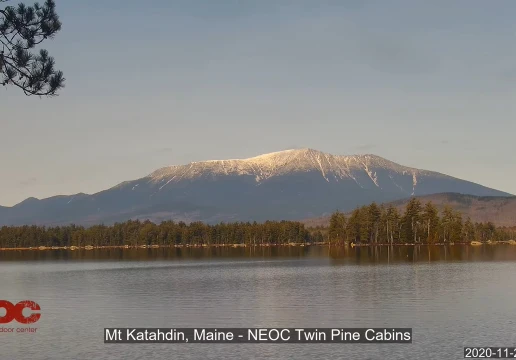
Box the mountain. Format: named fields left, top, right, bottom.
left=302, top=193, right=516, bottom=228
left=0, top=149, right=512, bottom=226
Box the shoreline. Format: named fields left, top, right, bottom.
left=0, top=241, right=514, bottom=252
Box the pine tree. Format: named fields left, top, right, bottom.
left=422, top=202, right=439, bottom=243
left=368, top=202, right=381, bottom=243
left=379, top=204, right=388, bottom=243
left=0, top=200, right=514, bottom=249
left=463, top=217, right=474, bottom=242
left=449, top=211, right=463, bottom=243
left=402, top=198, right=422, bottom=243
left=485, top=222, right=496, bottom=242
left=328, top=211, right=346, bottom=243
left=389, top=205, right=402, bottom=244
left=440, top=206, right=455, bottom=242
left=359, top=206, right=372, bottom=243
left=346, top=208, right=361, bottom=243
left=0, top=0, right=64, bottom=95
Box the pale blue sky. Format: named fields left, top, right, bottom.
left=1, top=0, right=516, bottom=206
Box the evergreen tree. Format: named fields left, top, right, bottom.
left=484, top=222, right=496, bottom=241
left=346, top=208, right=361, bottom=243
left=385, top=205, right=401, bottom=244
left=463, top=217, right=475, bottom=242
left=0, top=0, right=64, bottom=95
left=359, top=206, right=372, bottom=243
left=402, top=198, right=422, bottom=243
left=328, top=211, right=346, bottom=243
left=368, top=202, right=381, bottom=243
left=449, top=211, right=463, bottom=243
left=0, top=200, right=513, bottom=248
left=379, top=204, right=388, bottom=243
left=422, top=202, right=439, bottom=243
left=440, top=206, right=455, bottom=242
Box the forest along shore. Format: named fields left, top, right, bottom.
left=0, top=199, right=514, bottom=251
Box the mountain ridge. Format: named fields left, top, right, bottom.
left=0, top=149, right=511, bottom=226
left=144, top=149, right=440, bottom=194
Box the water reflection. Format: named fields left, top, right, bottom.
left=1, top=244, right=515, bottom=263
left=329, top=244, right=516, bottom=264
left=1, top=246, right=516, bottom=360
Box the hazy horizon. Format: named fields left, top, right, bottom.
left=2, top=0, right=516, bottom=206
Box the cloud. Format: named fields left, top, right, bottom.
left=19, top=177, right=38, bottom=186
left=440, top=140, right=449, bottom=145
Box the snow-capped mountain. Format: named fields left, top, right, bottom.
left=147, top=149, right=433, bottom=194
left=1, top=149, right=511, bottom=226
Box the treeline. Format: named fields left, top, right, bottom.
left=326, top=198, right=516, bottom=244
left=0, top=220, right=318, bottom=248
left=0, top=199, right=514, bottom=248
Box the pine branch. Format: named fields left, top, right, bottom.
left=0, top=0, right=64, bottom=96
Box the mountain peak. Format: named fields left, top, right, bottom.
left=190, top=148, right=389, bottom=166
left=146, top=148, right=418, bottom=186
left=13, top=197, right=40, bottom=208
left=2, top=149, right=511, bottom=227
left=200, top=148, right=321, bottom=163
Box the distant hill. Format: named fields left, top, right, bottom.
left=0, top=149, right=512, bottom=226
left=302, top=193, right=516, bottom=228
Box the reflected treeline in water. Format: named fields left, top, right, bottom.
left=0, top=245, right=326, bottom=262
left=1, top=244, right=516, bottom=263
left=328, top=244, right=516, bottom=264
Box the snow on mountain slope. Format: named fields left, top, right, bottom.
left=144, top=148, right=436, bottom=193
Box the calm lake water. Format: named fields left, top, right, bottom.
left=1, top=245, right=516, bottom=360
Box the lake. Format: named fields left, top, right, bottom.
left=1, top=245, right=516, bottom=359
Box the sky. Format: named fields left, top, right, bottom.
left=1, top=0, right=516, bottom=206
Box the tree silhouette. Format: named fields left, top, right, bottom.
left=0, top=0, right=64, bottom=96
